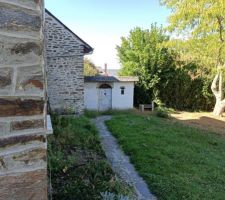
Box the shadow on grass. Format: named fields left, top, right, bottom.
left=171, top=115, right=225, bottom=135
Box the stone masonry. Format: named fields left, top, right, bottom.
left=45, top=10, right=93, bottom=114
left=0, top=1, right=48, bottom=199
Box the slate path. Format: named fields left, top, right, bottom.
left=93, top=116, right=157, bottom=200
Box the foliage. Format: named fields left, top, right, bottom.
left=84, top=58, right=98, bottom=76
left=117, top=24, right=175, bottom=104
left=153, top=107, right=170, bottom=118
left=160, top=0, right=225, bottom=115
left=84, top=110, right=101, bottom=118
left=159, top=63, right=215, bottom=111
left=48, top=115, right=134, bottom=200
left=117, top=25, right=214, bottom=111
left=160, top=0, right=225, bottom=67
left=106, top=111, right=225, bottom=200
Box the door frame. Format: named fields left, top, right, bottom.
left=98, top=83, right=112, bottom=111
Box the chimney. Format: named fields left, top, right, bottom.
left=104, top=63, right=108, bottom=76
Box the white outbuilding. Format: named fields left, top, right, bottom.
left=84, top=76, right=138, bottom=111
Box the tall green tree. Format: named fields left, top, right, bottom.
left=84, top=58, right=98, bottom=76
left=161, top=0, right=225, bottom=116
left=117, top=24, right=175, bottom=105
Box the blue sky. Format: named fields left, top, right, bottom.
left=45, top=0, right=170, bottom=69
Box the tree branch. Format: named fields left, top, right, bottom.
left=211, top=73, right=220, bottom=97
left=217, top=16, right=224, bottom=43
left=217, top=16, right=224, bottom=65
left=219, top=71, right=224, bottom=99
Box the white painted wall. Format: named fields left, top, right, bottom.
left=84, top=82, right=98, bottom=110
left=84, top=81, right=135, bottom=110
left=112, top=82, right=134, bottom=109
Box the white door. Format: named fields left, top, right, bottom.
left=99, top=88, right=112, bottom=111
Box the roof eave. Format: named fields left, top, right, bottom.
left=84, top=76, right=139, bottom=82
left=84, top=46, right=94, bottom=54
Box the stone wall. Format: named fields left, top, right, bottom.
left=45, top=11, right=86, bottom=114
left=0, top=1, right=48, bottom=199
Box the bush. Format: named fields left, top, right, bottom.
left=153, top=107, right=170, bottom=118
left=134, top=64, right=215, bottom=112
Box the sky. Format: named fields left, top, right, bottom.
left=45, top=0, right=171, bottom=69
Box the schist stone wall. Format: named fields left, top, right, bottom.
left=45, top=11, right=88, bottom=114
left=0, top=1, right=48, bottom=199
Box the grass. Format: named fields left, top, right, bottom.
left=84, top=109, right=137, bottom=119
left=47, top=115, right=134, bottom=200
left=106, top=112, right=225, bottom=200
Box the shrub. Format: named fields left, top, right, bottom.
left=153, top=107, right=170, bottom=118
left=134, top=64, right=214, bottom=112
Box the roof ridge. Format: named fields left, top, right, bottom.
left=84, top=76, right=139, bottom=82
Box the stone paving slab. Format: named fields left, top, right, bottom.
left=94, top=116, right=157, bottom=200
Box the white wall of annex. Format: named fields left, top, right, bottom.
left=112, top=82, right=134, bottom=109
left=84, top=82, right=99, bottom=110
left=84, top=82, right=135, bottom=110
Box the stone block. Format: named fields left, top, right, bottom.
left=0, top=122, right=10, bottom=136
left=0, top=67, right=12, bottom=88
left=0, top=0, right=42, bottom=11
left=0, top=67, right=13, bottom=95
left=11, top=42, right=42, bottom=55
left=11, top=119, right=44, bottom=131
left=16, top=65, right=44, bottom=95
left=0, top=98, right=44, bottom=117
left=0, top=6, right=41, bottom=31
left=0, top=169, right=47, bottom=200
left=0, top=134, right=46, bottom=149
left=0, top=35, right=42, bottom=65
left=0, top=146, right=46, bottom=174
left=13, top=148, right=46, bottom=163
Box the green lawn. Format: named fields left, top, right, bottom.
left=106, top=112, right=225, bottom=200
left=48, top=115, right=134, bottom=200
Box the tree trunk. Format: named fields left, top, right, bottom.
left=213, top=100, right=225, bottom=116
left=211, top=70, right=225, bottom=116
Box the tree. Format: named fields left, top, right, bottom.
left=117, top=24, right=176, bottom=105
left=84, top=58, right=98, bottom=76
left=160, top=0, right=225, bottom=116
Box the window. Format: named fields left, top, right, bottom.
left=120, top=86, right=125, bottom=95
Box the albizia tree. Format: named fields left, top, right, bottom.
left=161, top=0, right=225, bottom=116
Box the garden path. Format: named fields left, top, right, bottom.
left=93, top=116, right=157, bottom=200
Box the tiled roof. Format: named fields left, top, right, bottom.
left=84, top=76, right=139, bottom=82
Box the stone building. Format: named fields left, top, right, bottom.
left=0, top=1, right=51, bottom=199
left=45, top=10, right=93, bottom=114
